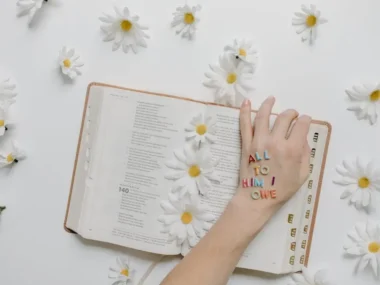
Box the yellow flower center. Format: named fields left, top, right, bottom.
left=181, top=211, right=193, bottom=224
left=120, top=20, right=133, bottom=31
left=306, top=15, right=317, bottom=27
left=0, top=120, right=4, bottom=127
left=358, top=177, right=370, bottom=189
left=196, top=124, right=207, bottom=135
left=368, top=242, right=380, bottom=253
left=239, top=49, right=247, bottom=57
left=188, top=165, right=201, bottom=177
left=370, top=90, right=380, bottom=102
left=184, top=13, right=195, bottom=24
left=120, top=268, right=129, bottom=277
left=63, top=59, right=71, bottom=68
left=6, top=154, right=14, bottom=163
left=226, top=73, right=237, bottom=84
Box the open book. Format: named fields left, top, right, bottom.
left=65, top=83, right=331, bottom=274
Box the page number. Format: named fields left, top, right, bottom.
left=119, top=187, right=129, bottom=193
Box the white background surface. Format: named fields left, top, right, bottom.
left=0, top=0, right=380, bottom=284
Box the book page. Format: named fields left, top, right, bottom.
left=203, top=104, right=306, bottom=274
left=79, top=86, right=207, bottom=255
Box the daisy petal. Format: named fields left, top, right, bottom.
left=358, top=255, right=371, bottom=272
left=341, top=189, right=354, bottom=199
left=362, top=191, right=371, bottom=207
left=346, top=246, right=366, bottom=255
left=366, top=220, right=378, bottom=240
left=314, top=269, right=329, bottom=284
left=165, top=170, right=187, bottom=180
left=370, top=254, right=379, bottom=276
left=302, top=267, right=314, bottom=284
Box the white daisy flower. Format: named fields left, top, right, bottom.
left=171, top=4, right=201, bottom=40
left=58, top=47, right=84, bottom=79
left=185, top=113, right=217, bottom=148
left=292, top=4, right=327, bottom=44
left=165, top=146, right=219, bottom=197
left=99, top=6, right=149, bottom=53
left=224, top=38, right=257, bottom=66
left=344, top=220, right=380, bottom=277
left=289, top=267, right=333, bottom=285
left=16, top=0, right=45, bottom=25
left=204, top=55, right=253, bottom=106
left=158, top=194, right=214, bottom=253
left=333, top=158, right=380, bottom=210
left=0, top=79, right=17, bottom=101
left=346, top=84, right=380, bottom=125
left=108, top=256, right=135, bottom=285
left=0, top=140, right=26, bottom=168
left=0, top=100, right=15, bottom=137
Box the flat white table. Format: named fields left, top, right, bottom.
left=1, top=0, right=380, bottom=284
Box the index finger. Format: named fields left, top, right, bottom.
left=253, top=96, right=275, bottom=137
left=288, top=115, right=312, bottom=144
left=239, top=99, right=253, bottom=154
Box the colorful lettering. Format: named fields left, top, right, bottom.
left=255, top=152, right=262, bottom=161
left=251, top=190, right=261, bottom=200
left=254, top=178, right=264, bottom=188
left=260, top=165, right=270, bottom=175
left=253, top=165, right=260, bottom=175
left=264, top=150, right=270, bottom=160
left=260, top=190, right=270, bottom=199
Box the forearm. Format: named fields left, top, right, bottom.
left=161, top=192, right=279, bottom=285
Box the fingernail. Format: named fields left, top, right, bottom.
left=242, top=99, right=250, bottom=106
left=300, top=115, right=312, bottom=120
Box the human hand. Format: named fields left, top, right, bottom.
left=236, top=97, right=312, bottom=209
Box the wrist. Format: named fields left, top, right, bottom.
left=226, top=189, right=281, bottom=239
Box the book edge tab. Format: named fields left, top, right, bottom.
left=304, top=123, right=332, bottom=267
